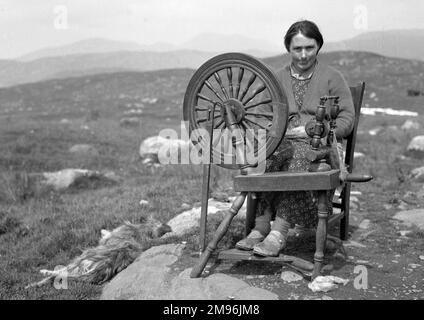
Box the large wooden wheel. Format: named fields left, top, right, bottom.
left=183, top=53, right=289, bottom=169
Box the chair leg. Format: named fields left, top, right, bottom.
left=340, top=183, right=351, bottom=240
left=313, top=190, right=329, bottom=280
left=190, top=192, right=247, bottom=278
left=245, top=192, right=257, bottom=236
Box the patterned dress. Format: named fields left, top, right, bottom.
left=255, top=67, right=337, bottom=228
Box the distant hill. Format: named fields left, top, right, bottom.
left=17, top=35, right=280, bottom=63
left=12, top=28, right=424, bottom=64
left=0, top=50, right=217, bottom=88
left=17, top=38, right=178, bottom=61
left=2, top=29, right=422, bottom=88
left=180, top=33, right=280, bottom=57
left=1, top=51, right=423, bottom=122
left=323, top=29, right=424, bottom=61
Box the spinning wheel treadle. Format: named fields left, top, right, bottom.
left=183, top=53, right=289, bottom=169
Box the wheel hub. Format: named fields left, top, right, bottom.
left=220, top=98, right=245, bottom=126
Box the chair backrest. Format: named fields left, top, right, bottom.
left=345, top=82, right=365, bottom=173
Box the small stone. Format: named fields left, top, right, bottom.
left=378, top=264, right=383, bottom=268
left=139, top=200, right=149, bottom=206
left=69, top=144, right=99, bottom=157
left=358, top=219, right=371, bottom=230
left=419, top=255, right=424, bottom=261
left=280, top=271, right=303, bottom=283
left=399, top=230, right=412, bottom=236
left=392, top=260, right=399, bottom=263
left=344, top=240, right=366, bottom=248
left=397, top=201, right=408, bottom=210
left=383, top=204, right=393, bottom=210
left=408, top=264, right=421, bottom=269
left=356, top=260, right=369, bottom=264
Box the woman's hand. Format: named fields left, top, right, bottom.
left=286, top=126, right=308, bottom=138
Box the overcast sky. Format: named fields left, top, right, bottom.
left=0, top=0, right=423, bottom=59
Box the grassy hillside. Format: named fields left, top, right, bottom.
left=0, top=51, right=423, bottom=299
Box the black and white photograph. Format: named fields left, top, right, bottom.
left=0, top=0, right=423, bottom=303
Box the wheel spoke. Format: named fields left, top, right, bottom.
left=234, top=67, right=244, bottom=98
left=197, top=93, right=218, bottom=105
left=196, top=114, right=221, bottom=124
left=214, top=72, right=229, bottom=100
left=238, top=73, right=256, bottom=101
left=245, top=111, right=273, bottom=120
left=213, top=119, right=224, bottom=129
left=204, top=80, right=224, bottom=102
left=242, top=83, right=266, bottom=105
left=227, top=67, right=233, bottom=98
left=244, top=117, right=268, bottom=130
left=194, top=105, right=210, bottom=112
left=244, top=98, right=273, bottom=110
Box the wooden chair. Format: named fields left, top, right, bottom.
left=190, top=82, right=372, bottom=279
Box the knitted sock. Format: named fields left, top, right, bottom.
left=253, top=207, right=273, bottom=236
left=271, top=216, right=291, bottom=240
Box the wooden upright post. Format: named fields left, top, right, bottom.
left=313, top=190, right=329, bottom=279
left=191, top=192, right=247, bottom=278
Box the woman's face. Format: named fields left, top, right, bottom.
left=289, top=32, right=319, bottom=73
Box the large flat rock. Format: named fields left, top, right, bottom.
left=163, top=197, right=246, bottom=238
left=101, top=243, right=277, bottom=300
left=393, top=209, right=424, bottom=230
left=170, top=269, right=277, bottom=300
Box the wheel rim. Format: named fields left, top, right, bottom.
left=183, top=53, right=288, bottom=169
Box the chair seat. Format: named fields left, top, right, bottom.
left=234, top=169, right=341, bottom=192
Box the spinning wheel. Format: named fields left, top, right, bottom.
left=184, top=54, right=372, bottom=281
left=183, top=53, right=289, bottom=168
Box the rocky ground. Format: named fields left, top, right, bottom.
left=101, top=194, right=424, bottom=300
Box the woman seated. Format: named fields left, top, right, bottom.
left=236, top=20, right=355, bottom=257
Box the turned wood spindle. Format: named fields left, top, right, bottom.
left=191, top=192, right=248, bottom=278
left=312, top=190, right=329, bottom=279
